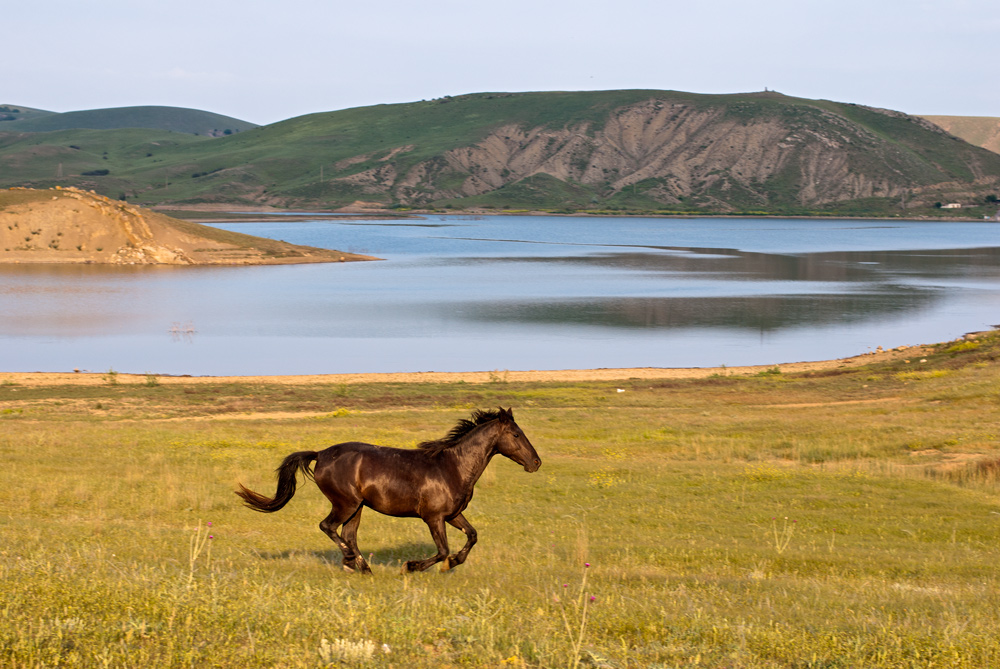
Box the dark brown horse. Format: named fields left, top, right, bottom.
left=236, top=407, right=540, bottom=573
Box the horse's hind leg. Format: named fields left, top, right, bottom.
left=442, top=513, right=477, bottom=571
left=340, top=506, right=371, bottom=574
left=319, top=505, right=368, bottom=573
left=403, top=515, right=449, bottom=573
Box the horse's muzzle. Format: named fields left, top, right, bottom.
left=524, top=458, right=541, bottom=473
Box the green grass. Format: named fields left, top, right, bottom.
left=2, top=333, right=1000, bottom=666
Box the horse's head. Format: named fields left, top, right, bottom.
left=494, top=407, right=541, bottom=472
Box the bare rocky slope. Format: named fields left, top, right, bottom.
left=4, top=91, right=1000, bottom=214
left=0, top=187, right=374, bottom=264
left=234, top=92, right=1000, bottom=213
left=388, top=101, right=926, bottom=207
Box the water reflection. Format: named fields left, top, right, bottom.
left=452, top=246, right=1000, bottom=284
left=459, top=288, right=940, bottom=331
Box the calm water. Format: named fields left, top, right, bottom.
left=2, top=215, right=999, bottom=375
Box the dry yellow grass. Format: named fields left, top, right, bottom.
left=1, top=332, right=999, bottom=666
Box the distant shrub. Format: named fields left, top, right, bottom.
left=82, top=169, right=110, bottom=176
left=944, top=341, right=979, bottom=353
left=191, top=168, right=223, bottom=179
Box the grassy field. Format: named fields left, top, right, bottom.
left=2, top=334, right=1000, bottom=667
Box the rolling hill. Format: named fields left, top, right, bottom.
left=2, top=91, right=999, bottom=217
left=0, top=105, right=256, bottom=136
left=921, top=115, right=1000, bottom=155
left=0, top=104, right=55, bottom=124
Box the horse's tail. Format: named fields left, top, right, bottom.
left=236, top=451, right=318, bottom=513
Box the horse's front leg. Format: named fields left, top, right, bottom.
left=403, top=516, right=449, bottom=573
left=441, top=513, right=477, bottom=571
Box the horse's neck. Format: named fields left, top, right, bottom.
left=445, top=425, right=498, bottom=485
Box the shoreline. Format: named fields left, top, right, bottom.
left=157, top=203, right=997, bottom=224
left=0, top=343, right=934, bottom=387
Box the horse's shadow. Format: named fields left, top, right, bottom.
left=257, top=542, right=436, bottom=567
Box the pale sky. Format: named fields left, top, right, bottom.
left=5, top=0, right=996, bottom=125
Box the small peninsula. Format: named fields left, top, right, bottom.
left=0, top=187, right=375, bottom=265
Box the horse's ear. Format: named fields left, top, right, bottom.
left=504, top=407, right=514, bottom=420
left=498, top=406, right=513, bottom=422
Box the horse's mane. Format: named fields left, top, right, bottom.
left=418, top=409, right=506, bottom=456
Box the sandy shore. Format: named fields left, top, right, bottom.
left=0, top=344, right=933, bottom=387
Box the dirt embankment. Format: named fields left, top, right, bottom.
left=0, top=187, right=377, bottom=265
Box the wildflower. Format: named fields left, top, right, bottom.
left=590, top=595, right=596, bottom=602
left=208, top=535, right=214, bottom=540
left=584, top=563, right=590, bottom=568
left=207, top=521, right=212, bottom=527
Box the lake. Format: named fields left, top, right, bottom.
left=2, top=215, right=999, bottom=376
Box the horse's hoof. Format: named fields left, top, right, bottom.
left=440, top=561, right=451, bottom=572
left=342, top=564, right=356, bottom=573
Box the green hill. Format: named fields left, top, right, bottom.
left=2, top=91, right=999, bottom=217
left=1, top=105, right=257, bottom=136
left=0, top=104, right=55, bottom=124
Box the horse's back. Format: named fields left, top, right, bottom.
left=316, top=441, right=417, bottom=465
left=314, top=441, right=429, bottom=485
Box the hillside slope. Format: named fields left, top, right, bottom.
left=0, top=187, right=373, bottom=264
left=0, top=104, right=55, bottom=124
left=921, top=115, right=1000, bottom=155
left=2, top=105, right=257, bottom=136
left=2, top=91, right=999, bottom=216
